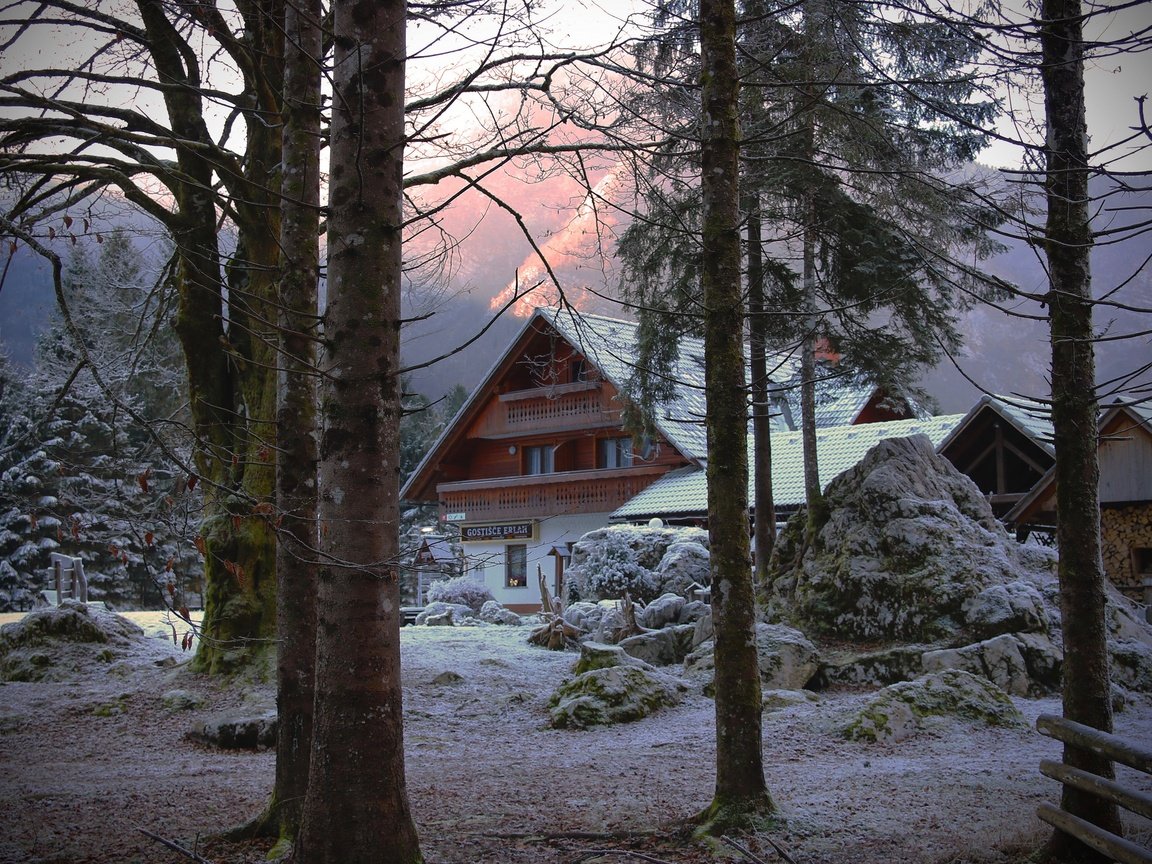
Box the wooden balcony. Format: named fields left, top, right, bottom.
left=437, top=465, right=666, bottom=522
left=471, top=382, right=622, bottom=439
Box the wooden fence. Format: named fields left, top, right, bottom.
left=1037, top=713, right=1152, bottom=864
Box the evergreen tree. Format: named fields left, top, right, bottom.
left=0, top=234, right=199, bottom=611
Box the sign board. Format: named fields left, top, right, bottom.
left=460, top=522, right=535, bottom=542
left=444, top=512, right=466, bottom=522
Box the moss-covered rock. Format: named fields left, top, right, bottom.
left=0, top=601, right=152, bottom=682
left=841, top=669, right=1026, bottom=743
left=548, top=665, right=685, bottom=729
left=766, top=435, right=1058, bottom=644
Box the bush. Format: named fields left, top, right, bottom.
left=571, top=532, right=658, bottom=603
left=425, top=575, right=494, bottom=611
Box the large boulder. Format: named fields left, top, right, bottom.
left=0, top=601, right=155, bottom=682
left=683, top=623, right=819, bottom=694
left=768, top=436, right=1056, bottom=643
left=841, top=670, right=1027, bottom=743
left=639, top=593, right=687, bottom=630
left=919, top=631, right=1068, bottom=697
left=618, top=624, right=696, bottom=667
left=548, top=665, right=686, bottom=729
left=814, top=644, right=930, bottom=689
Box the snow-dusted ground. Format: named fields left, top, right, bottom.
left=1, top=614, right=1149, bottom=864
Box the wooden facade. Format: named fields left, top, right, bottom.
left=1006, top=402, right=1152, bottom=604
left=402, top=312, right=697, bottom=610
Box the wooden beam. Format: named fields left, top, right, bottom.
left=1041, top=759, right=1152, bottom=820
left=1037, top=714, right=1152, bottom=772
left=1037, top=803, right=1152, bottom=864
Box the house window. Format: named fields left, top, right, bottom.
left=505, top=544, right=528, bottom=588
left=524, top=445, right=554, bottom=475
left=570, top=358, right=587, bottom=383
left=598, top=436, right=633, bottom=469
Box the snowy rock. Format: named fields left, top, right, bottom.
left=921, top=631, right=1066, bottom=697
left=618, top=624, right=696, bottom=667
left=922, top=634, right=1031, bottom=697
left=756, top=624, right=820, bottom=690
left=682, top=623, right=819, bottom=694
left=640, top=593, right=686, bottom=630
left=573, top=641, right=654, bottom=674
left=841, top=670, right=1026, bottom=743
left=0, top=600, right=153, bottom=682
left=478, top=600, right=522, bottom=626
left=814, top=645, right=928, bottom=689
left=431, top=670, right=464, bottom=685
left=561, top=601, right=601, bottom=633
left=651, top=541, right=711, bottom=596
left=763, top=689, right=819, bottom=712
left=0, top=599, right=142, bottom=647
left=548, top=665, right=686, bottom=729
left=692, top=607, right=714, bottom=648
left=188, top=711, right=278, bottom=750
left=678, top=600, right=710, bottom=626
left=961, top=581, right=1050, bottom=639
left=766, top=435, right=1057, bottom=643
left=415, top=602, right=472, bottom=626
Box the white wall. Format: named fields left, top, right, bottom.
left=461, top=512, right=609, bottom=611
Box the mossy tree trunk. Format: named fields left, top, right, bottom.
left=698, top=0, right=777, bottom=835
left=135, top=0, right=284, bottom=676
left=1039, top=0, right=1123, bottom=860
left=296, top=0, right=422, bottom=860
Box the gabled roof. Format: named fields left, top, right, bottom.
left=1005, top=398, right=1152, bottom=525
left=937, top=393, right=1055, bottom=458
left=611, top=414, right=965, bottom=521
left=402, top=306, right=907, bottom=502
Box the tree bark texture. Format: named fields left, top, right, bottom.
left=745, top=197, right=776, bottom=583
left=296, top=0, right=422, bottom=861
left=1039, top=0, right=1123, bottom=860
left=268, top=0, right=321, bottom=841
left=698, top=0, right=776, bottom=833
left=136, top=0, right=282, bottom=675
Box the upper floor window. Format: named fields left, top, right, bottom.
left=598, top=436, right=633, bottom=469
left=524, top=444, right=555, bottom=475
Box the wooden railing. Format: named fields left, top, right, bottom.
left=438, top=466, right=666, bottom=521
left=472, top=383, right=621, bottom=438
left=1037, top=714, right=1152, bottom=864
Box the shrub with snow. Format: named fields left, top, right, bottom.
left=567, top=525, right=709, bottom=604
left=425, top=575, right=494, bottom=611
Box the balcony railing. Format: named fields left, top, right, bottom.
left=437, top=466, right=666, bottom=521
left=471, top=383, right=622, bottom=438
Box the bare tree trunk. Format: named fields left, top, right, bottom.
left=799, top=223, right=823, bottom=535
left=1039, top=0, right=1122, bottom=860
left=268, top=0, right=321, bottom=842
left=296, top=0, right=421, bottom=861
left=746, top=196, right=776, bottom=583
left=697, top=0, right=776, bottom=835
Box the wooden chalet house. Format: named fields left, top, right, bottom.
left=401, top=307, right=914, bottom=611
left=1006, top=400, right=1152, bottom=605
left=936, top=395, right=1056, bottom=519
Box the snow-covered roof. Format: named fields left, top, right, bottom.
left=937, top=393, right=1055, bottom=457
left=611, top=414, right=965, bottom=521
left=403, top=305, right=916, bottom=501
left=539, top=307, right=898, bottom=462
